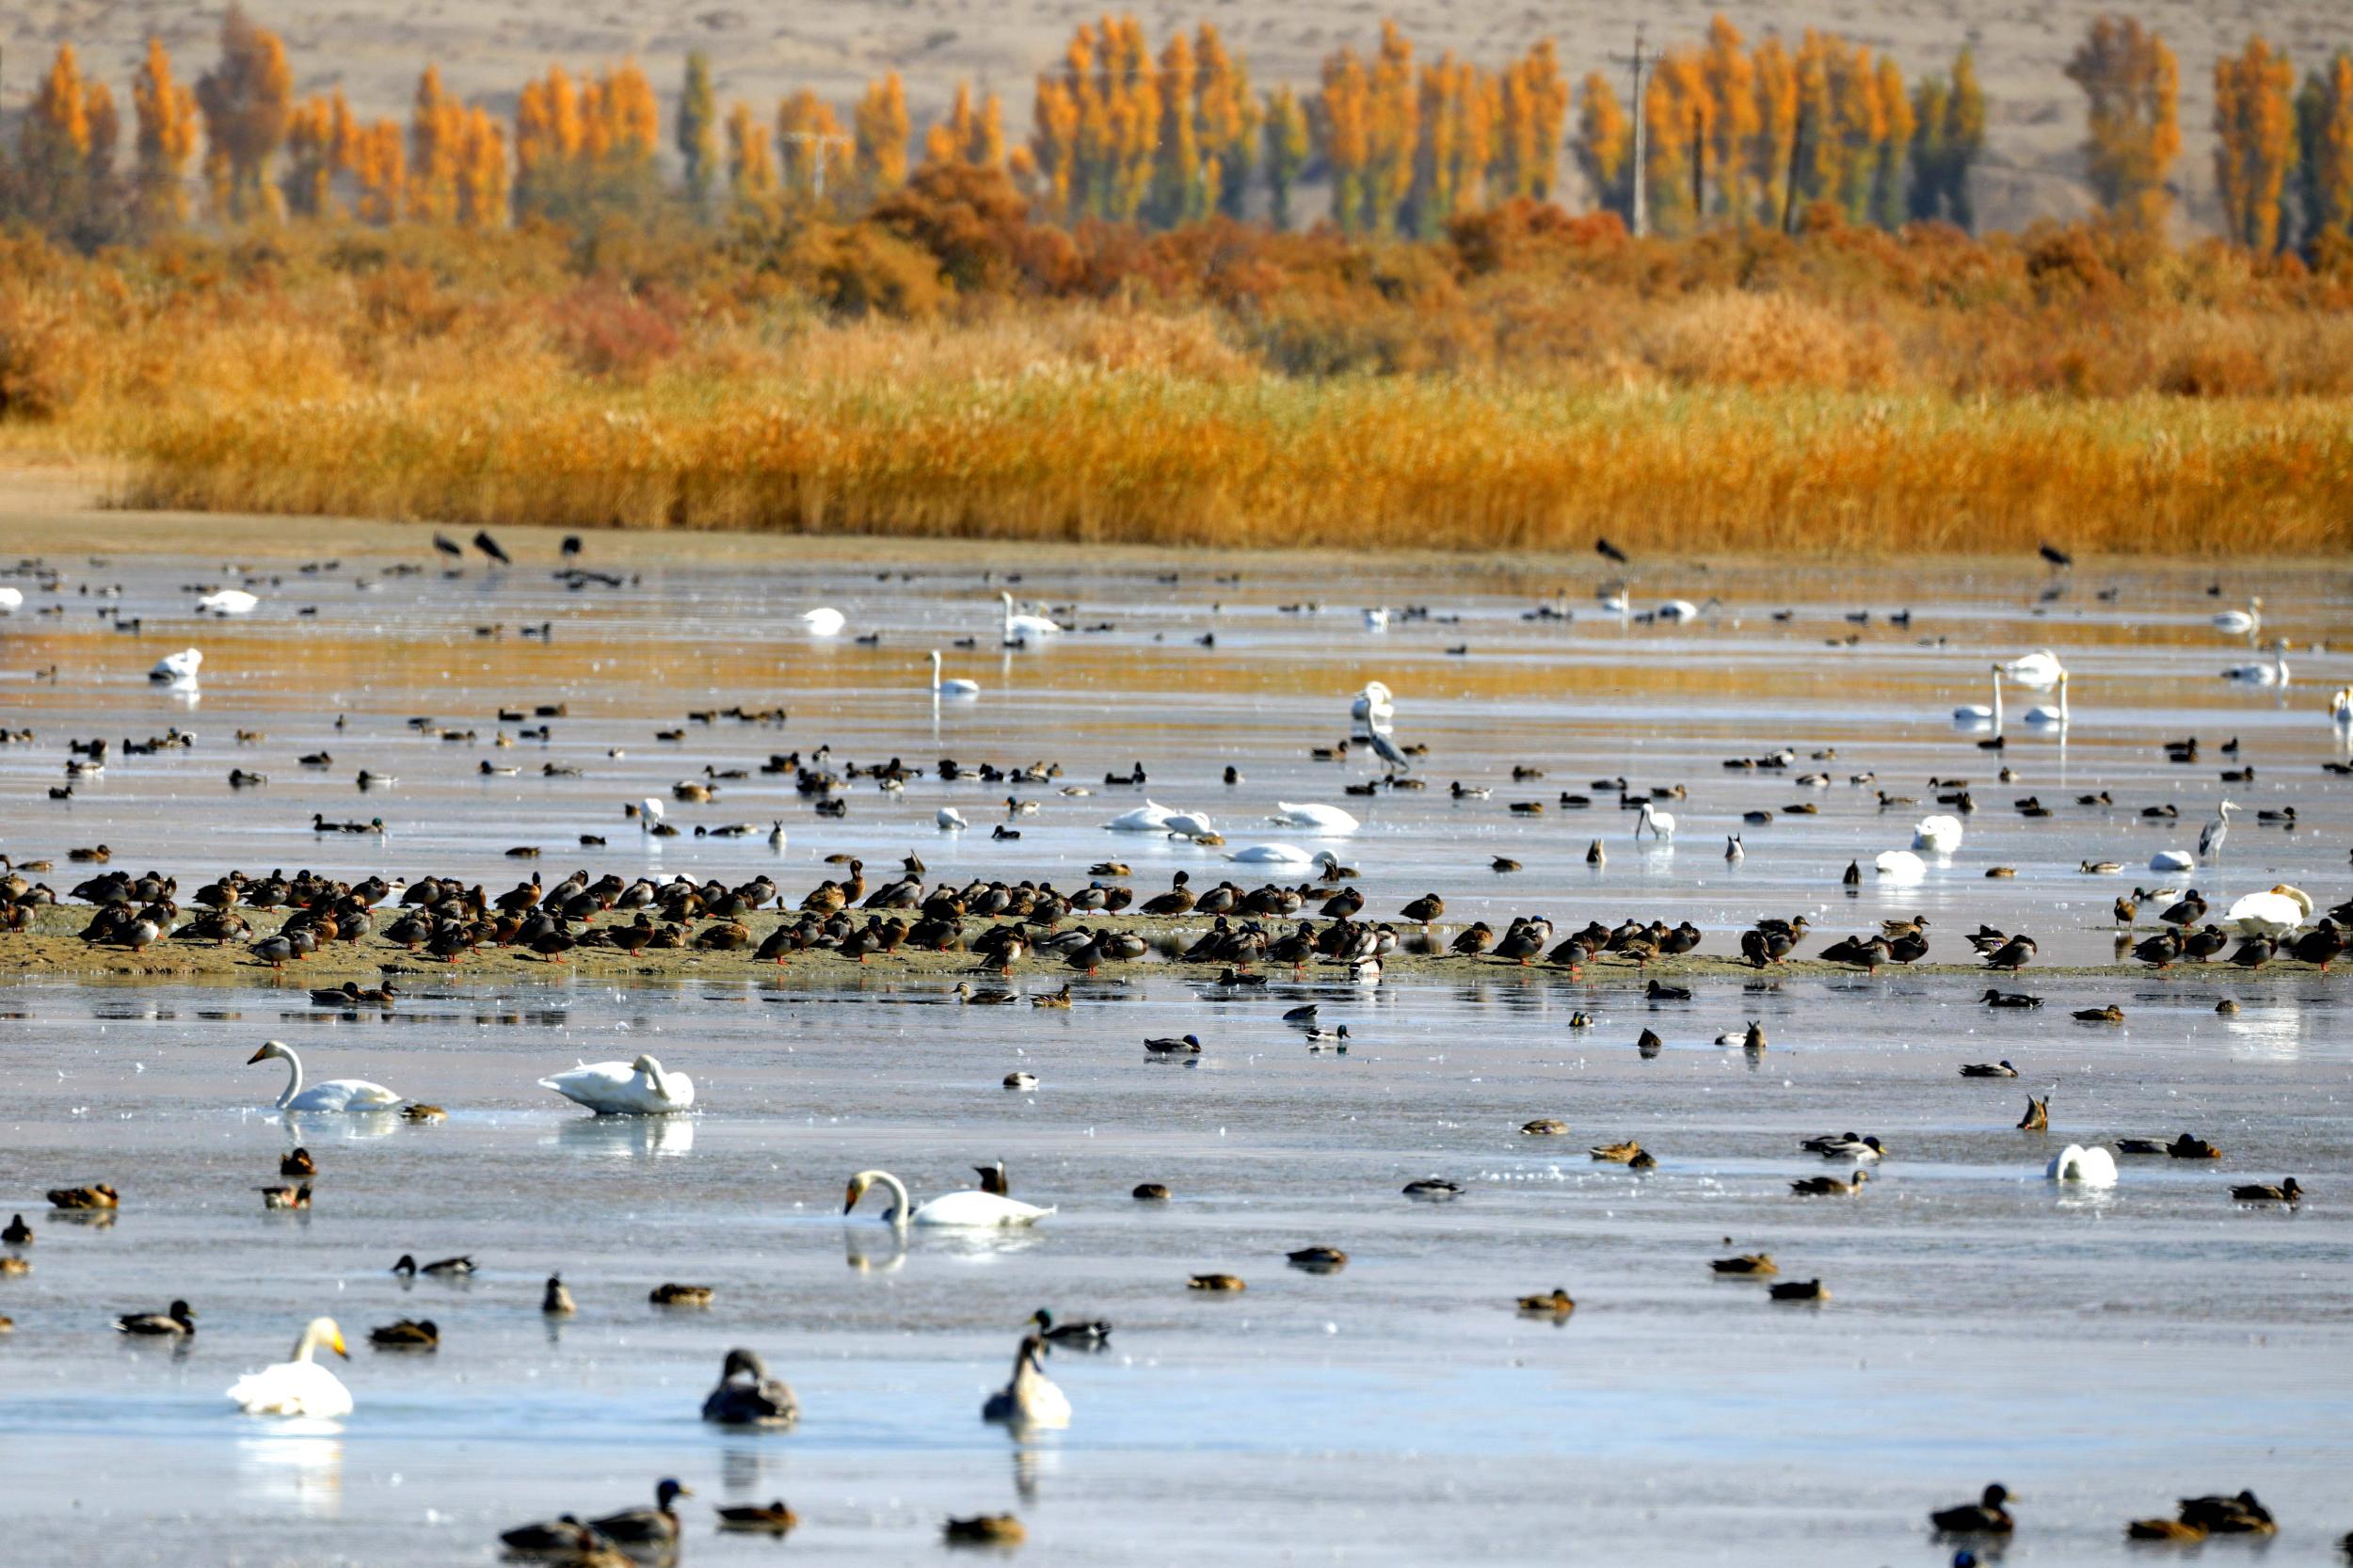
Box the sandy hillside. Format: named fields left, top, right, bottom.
left=3, top=1, right=2346, bottom=233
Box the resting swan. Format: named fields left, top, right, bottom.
left=1225, top=845, right=1338, bottom=868
left=2001, top=649, right=2065, bottom=690
left=927, top=649, right=980, bottom=697
left=539, top=1053, right=695, bottom=1114
left=1104, top=800, right=1176, bottom=833
left=845, top=1169, right=1053, bottom=1229
left=1000, top=593, right=1061, bottom=645
left=1912, top=814, right=1964, bottom=854
left=248, top=1041, right=401, bottom=1112
left=197, top=589, right=259, bottom=616
left=1267, top=801, right=1360, bottom=835
left=981, top=1332, right=1071, bottom=1429
left=150, top=648, right=203, bottom=682
left=2226, top=887, right=2311, bottom=937
left=800, top=607, right=846, bottom=637
left=2045, top=1144, right=2118, bottom=1187
left=227, top=1317, right=352, bottom=1416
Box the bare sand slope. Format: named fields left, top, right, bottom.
left=4, top=2, right=2344, bottom=234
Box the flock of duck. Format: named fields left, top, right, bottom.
left=5, top=537, right=2349, bottom=1561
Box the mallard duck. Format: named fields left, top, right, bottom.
left=1031, top=1308, right=1112, bottom=1347
left=2018, top=1093, right=2050, bottom=1130
left=1144, top=1033, right=1203, bottom=1054
left=649, top=1282, right=713, bottom=1306
left=542, top=1274, right=576, bottom=1316
left=586, top=1479, right=693, bottom=1545
left=1930, top=1483, right=2014, bottom=1534
left=702, top=1347, right=798, bottom=1425
left=2176, top=1491, right=2274, bottom=1535
left=116, top=1299, right=197, bottom=1336
left=2168, top=1133, right=2223, bottom=1159
left=368, top=1317, right=438, bottom=1349
left=498, top=1513, right=622, bottom=1560
left=0, top=1256, right=27, bottom=1276
left=2230, top=1177, right=2301, bottom=1203
left=1401, top=1178, right=1462, bottom=1199
left=1589, top=1142, right=1644, bottom=1163
left=392, top=1253, right=472, bottom=1278
left=2073, top=1004, right=2125, bottom=1022
left=1131, top=1182, right=1170, bottom=1201
left=400, top=1104, right=447, bottom=1123
left=260, top=1183, right=312, bottom=1210
left=1627, top=1147, right=1657, bottom=1169
left=1515, top=1288, right=1575, bottom=1314
left=1768, top=1278, right=1826, bottom=1302
left=1959, top=1060, right=2018, bottom=1078
left=1032, top=984, right=1073, bottom=1008
left=1188, top=1272, right=1246, bottom=1292
left=1801, top=1133, right=1884, bottom=1160
left=3, top=1214, right=32, bottom=1244
left=1790, top=1171, right=1870, bottom=1196
left=280, top=1147, right=316, bottom=1177
left=1520, top=1118, right=1570, bottom=1136
left=46, top=1184, right=119, bottom=1209
left=1287, top=1245, right=1348, bottom=1272
left=717, top=1500, right=800, bottom=1534
left=944, top=1514, right=1026, bottom=1545
left=1712, top=1254, right=1776, bottom=1275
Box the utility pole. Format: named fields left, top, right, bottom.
left=1610, top=25, right=1660, bottom=236
left=782, top=131, right=855, bottom=200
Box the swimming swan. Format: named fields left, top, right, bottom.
left=198, top=589, right=259, bottom=616
left=845, top=1169, right=1053, bottom=1229
left=2023, top=671, right=2071, bottom=728
left=1912, top=814, right=1964, bottom=854
left=981, top=1332, right=1071, bottom=1429
left=2212, top=596, right=2262, bottom=635
left=800, top=607, right=846, bottom=636
left=539, top=1053, right=695, bottom=1114
left=151, top=648, right=204, bottom=682
left=2045, top=1144, right=2118, bottom=1187
left=227, top=1317, right=352, bottom=1416
left=1000, top=593, right=1061, bottom=645
left=1953, top=666, right=2003, bottom=727
left=248, top=1041, right=401, bottom=1112
left=927, top=650, right=981, bottom=697
left=1267, top=802, right=1361, bottom=835
left=2223, top=640, right=2289, bottom=686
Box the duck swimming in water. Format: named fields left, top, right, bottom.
left=1930, top=1483, right=2014, bottom=1535
left=701, top=1347, right=798, bottom=1426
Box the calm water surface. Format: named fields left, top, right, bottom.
left=2, top=537, right=2350, bottom=1564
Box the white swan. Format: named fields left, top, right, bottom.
left=1268, top=801, right=1360, bottom=835
left=1160, top=809, right=1215, bottom=840
left=2225, top=887, right=2311, bottom=937
left=926, top=649, right=980, bottom=697
left=2023, top=671, right=2070, bottom=728
left=1362, top=607, right=1390, bottom=632
left=151, top=648, right=203, bottom=681
left=539, top=1053, right=695, bottom=1114
left=1656, top=599, right=1702, bottom=621
left=981, top=1333, right=1070, bottom=1429
left=2045, top=1144, right=2118, bottom=1187
left=1350, top=681, right=1395, bottom=735
left=248, top=1041, right=402, bottom=1112
left=1000, top=592, right=1061, bottom=645
left=937, top=806, right=968, bottom=831
left=1912, top=814, right=1964, bottom=854
left=1104, top=800, right=1176, bottom=832
left=198, top=588, right=259, bottom=616
left=1953, top=666, right=2003, bottom=727
left=2001, top=649, right=2064, bottom=691
left=1874, top=849, right=1927, bottom=881
left=2149, top=849, right=2196, bottom=872
left=2223, top=640, right=2289, bottom=686
left=638, top=796, right=664, bottom=831
left=0, top=585, right=23, bottom=613
left=2212, top=596, right=2262, bottom=635
left=1634, top=802, right=1675, bottom=840
left=1597, top=584, right=1631, bottom=616
left=227, top=1318, right=352, bottom=1416
left=1225, top=844, right=1339, bottom=868
left=800, top=607, right=846, bottom=637
left=845, top=1169, right=1053, bottom=1229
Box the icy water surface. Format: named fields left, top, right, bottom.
left=3, top=535, right=2351, bottom=1563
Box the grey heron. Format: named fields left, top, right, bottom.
left=2198, top=801, right=2236, bottom=862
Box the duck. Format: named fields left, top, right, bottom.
left=1768, top=1278, right=1827, bottom=1302
left=1031, top=1308, right=1112, bottom=1347
left=1589, top=1142, right=1645, bottom=1163
left=542, top=1275, right=576, bottom=1316
left=1520, top=1118, right=1570, bottom=1137
left=280, top=1147, right=316, bottom=1177
left=2018, top=1093, right=2050, bottom=1130
left=2169, top=1133, right=2224, bottom=1160
left=2124, top=1517, right=2208, bottom=1543
left=368, top=1318, right=439, bottom=1350
left=1930, top=1483, right=2014, bottom=1534
left=260, top=1182, right=312, bottom=1210
left=248, top=1041, right=402, bottom=1112
left=845, top=1169, right=1053, bottom=1228
left=116, top=1299, right=198, bottom=1336
left=981, top=1332, right=1070, bottom=1427
left=392, top=1253, right=474, bottom=1278
left=585, top=1479, right=694, bottom=1546
left=1515, top=1288, right=1575, bottom=1314
left=1402, top=1178, right=1463, bottom=1199
left=717, top=1500, right=801, bottom=1534
left=400, top=1104, right=446, bottom=1123
left=1959, top=1059, right=2019, bottom=1078
left=2072, top=1004, right=2125, bottom=1022
left=1287, top=1245, right=1349, bottom=1272
left=1144, top=1032, right=1204, bottom=1054
left=226, top=1317, right=352, bottom=1416
left=1789, top=1171, right=1869, bottom=1196
left=47, top=1184, right=120, bottom=1209
left=1711, top=1254, right=1776, bottom=1275
left=1131, top=1182, right=1171, bottom=1201
left=1188, top=1272, right=1247, bottom=1291
left=944, top=1514, right=1027, bottom=1545
left=538, top=1053, right=694, bottom=1114
left=497, top=1515, right=630, bottom=1562
left=2176, top=1490, right=2275, bottom=1535
left=2229, top=1177, right=2302, bottom=1203
left=702, top=1347, right=799, bottom=1425
left=2, top=1214, right=30, bottom=1244
left=1801, top=1133, right=1884, bottom=1160
left=1978, top=989, right=2041, bottom=1009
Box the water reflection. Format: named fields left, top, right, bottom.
left=843, top=1227, right=907, bottom=1274
left=551, top=1114, right=696, bottom=1159
left=235, top=1427, right=344, bottom=1518
left=282, top=1109, right=399, bottom=1142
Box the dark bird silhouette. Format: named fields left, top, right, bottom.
left=432, top=533, right=463, bottom=560
left=472, top=529, right=511, bottom=566
left=1594, top=536, right=1629, bottom=564
left=561, top=534, right=583, bottom=557
left=2039, top=542, right=2074, bottom=568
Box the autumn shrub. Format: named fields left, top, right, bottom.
left=0, top=290, right=89, bottom=421
left=549, top=280, right=685, bottom=378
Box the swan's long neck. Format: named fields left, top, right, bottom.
left=872, top=1171, right=912, bottom=1227
left=275, top=1050, right=302, bottom=1109
left=292, top=1322, right=322, bottom=1362
left=1992, top=672, right=2003, bottom=726
left=930, top=651, right=941, bottom=689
